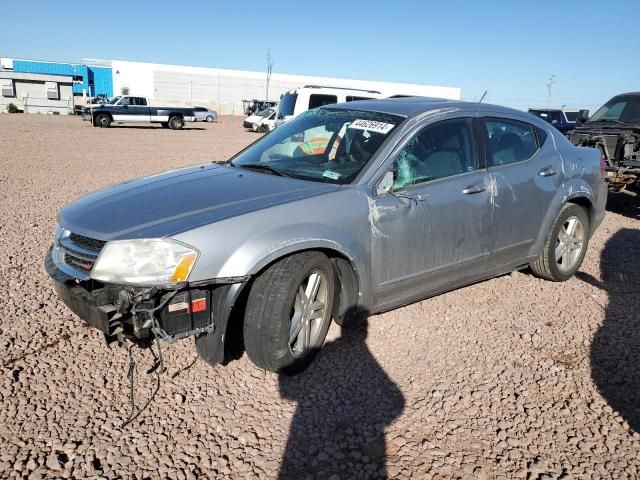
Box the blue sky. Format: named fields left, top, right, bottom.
left=2, top=0, right=638, bottom=111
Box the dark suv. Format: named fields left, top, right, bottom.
left=528, top=108, right=582, bottom=134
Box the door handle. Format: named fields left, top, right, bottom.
left=462, top=184, right=487, bottom=194
left=538, top=166, right=557, bottom=177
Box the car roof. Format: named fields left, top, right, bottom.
left=328, top=96, right=526, bottom=119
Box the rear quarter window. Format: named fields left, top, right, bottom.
left=535, top=126, right=548, bottom=146
left=346, top=96, right=374, bottom=102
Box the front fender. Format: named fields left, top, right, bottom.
left=218, top=221, right=369, bottom=287
left=224, top=235, right=357, bottom=276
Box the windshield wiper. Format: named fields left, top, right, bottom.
left=237, top=163, right=294, bottom=178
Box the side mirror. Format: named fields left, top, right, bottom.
left=576, top=109, right=590, bottom=126
left=376, top=170, right=394, bottom=195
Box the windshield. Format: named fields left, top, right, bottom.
left=589, top=95, right=640, bottom=124
left=108, top=96, right=122, bottom=105
left=278, top=93, right=298, bottom=118
left=230, top=108, right=405, bottom=184
left=256, top=107, right=274, bottom=118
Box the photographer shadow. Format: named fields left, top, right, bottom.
left=582, top=226, right=640, bottom=433
left=278, top=317, right=405, bottom=479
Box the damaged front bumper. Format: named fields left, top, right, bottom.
left=44, top=247, right=247, bottom=365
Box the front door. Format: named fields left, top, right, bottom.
left=370, top=116, right=492, bottom=308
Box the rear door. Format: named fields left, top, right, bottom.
left=129, top=97, right=151, bottom=121
left=370, top=115, right=492, bottom=307
left=479, top=114, right=562, bottom=267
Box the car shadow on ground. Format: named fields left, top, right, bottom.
left=579, top=221, right=640, bottom=434
left=277, top=318, right=405, bottom=479
left=606, top=190, right=640, bottom=220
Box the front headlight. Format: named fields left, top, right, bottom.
left=91, top=239, right=199, bottom=286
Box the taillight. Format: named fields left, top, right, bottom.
left=599, top=148, right=606, bottom=179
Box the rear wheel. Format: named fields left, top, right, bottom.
left=168, top=116, right=184, bottom=130
left=95, top=113, right=111, bottom=128
left=530, top=204, right=590, bottom=281
left=243, top=252, right=335, bottom=375
left=206, top=115, right=214, bottom=122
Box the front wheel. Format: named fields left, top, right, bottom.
left=530, top=204, right=590, bottom=281
left=206, top=115, right=214, bottom=122
left=95, top=113, right=111, bottom=128
left=243, top=252, right=335, bottom=375
left=168, top=116, right=184, bottom=130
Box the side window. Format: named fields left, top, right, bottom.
left=392, top=118, right=477, bottom=190
left=308, top=94, right=337, bottom=110
left=346, top=96, right=373, bottom=102
left=483, top=118, right=538, bottom=167
left=138, top=97, right=147, bottom=106
left=548, top=111, right=562, bottom=124
left=119, top=96, right=131, bottom=106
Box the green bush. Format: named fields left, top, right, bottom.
left=7, top=103, right=19, bottom=113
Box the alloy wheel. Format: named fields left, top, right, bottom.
left=288, top=270, right=328, bottom=358
left=555, top=216, right=585, bottom=272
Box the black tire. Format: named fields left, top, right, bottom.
left=243, top=251, right=335, bottom=375
left=95, top=113, right=111, bottom=128
left=206, top=115, right=214, bottom=122
left=259, top=124, right=269, bottom=133
left=530, top=204, right=590, bottom=282
left=168, top=116, right=184, bottom=130
left=160, top=122, right=169, bottom=128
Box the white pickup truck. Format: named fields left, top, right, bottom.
left=82, top=96, right=196, bottom=130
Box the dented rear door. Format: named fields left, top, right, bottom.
left=479, top=114, right=562, bottom=266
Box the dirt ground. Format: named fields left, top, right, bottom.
left=0, top=113, right=639, bottom=479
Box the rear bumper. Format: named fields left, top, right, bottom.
left=45, top=247, right=246, bottom=354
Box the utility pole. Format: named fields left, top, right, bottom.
left=266, top=49, right=273, bottom=101
left=546, top=74, right=556, bottom=106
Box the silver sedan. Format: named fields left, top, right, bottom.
left=46, top=98, right=607, bottom=375
left=193, top=106, right=218, bottom=122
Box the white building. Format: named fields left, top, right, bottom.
left=111, top=60, right=461, bottom=115
left=0, top=71, right=74, bottom=114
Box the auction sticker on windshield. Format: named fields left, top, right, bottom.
left=348, top=119, right=395, bottom=134
left=322, top=170, right=342, bottom=180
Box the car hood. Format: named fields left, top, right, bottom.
left=574, top=123, right=640, bottom=135
left=59, top=163, right=340, bottom=240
